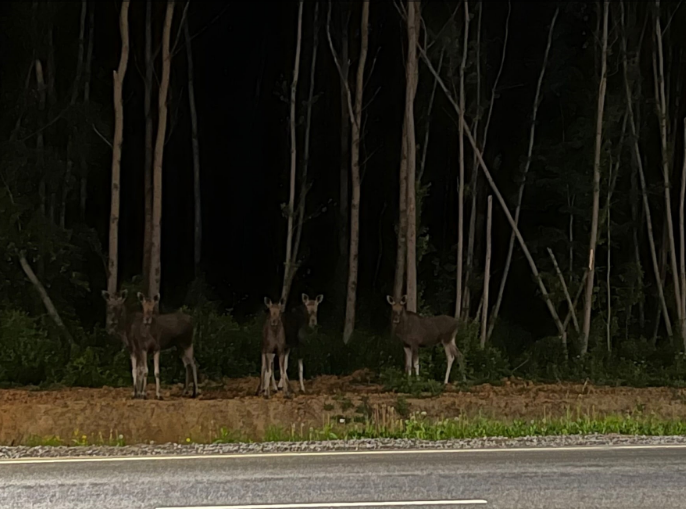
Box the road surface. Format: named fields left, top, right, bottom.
left=1, top=445, right=685, bottom=508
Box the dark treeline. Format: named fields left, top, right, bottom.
left=1, top=1, right=686, bottom=389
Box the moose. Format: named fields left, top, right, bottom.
left=102, top=290, right=198, bottom=400
left=386, top=295, right=466, bottom=384
left=258, top=297, right=290, bottom=398
left=270, top=293, right=324, bottom=393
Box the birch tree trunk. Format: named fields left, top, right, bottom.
left=338, top=2, right=351, bottom=309
left=488, top=8, right=559, bottom=341
left=681, top=118, right=686, bottom=350
left=620, top=2, right=673, bottom=338
left=455, top=0, right=469, bottom=319
left=404, top=0, right=420, bottom=313
left=285, top=0, right=320, bottom=303
left=653, top=0, right=684, bottom=336
left=184, top=16, right=202, bottom=275
left=106, top=0, right=131, bottom=298
left=70, top=0, right=87, bottom=106
left=480, top=196, right=492, bottom=349
left=281, top=0, right=304, bottom=306
left=148, top=0, right=175, bottom=300
left=580, top=0, right=609, bottom=356
left=394, top=121, right=408, bottom=301
left=342, top=0, right=370, bottom=344
left=142, top=0, right=154, bottom=291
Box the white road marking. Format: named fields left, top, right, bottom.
left=0, top=443, right=684, bottom=466
left=156, top=500, right=488, bottom=509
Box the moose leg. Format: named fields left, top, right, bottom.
left=270, top=356, right=278, bottom=392
left=278, top=350, right=290, bottom=389
left=403, top=347, right=412, bottom=376
left=264, top=353, right=275, bottom=398
left=279, top=352, right=290, bottom=397
left=130, top=353, right=138, bottom=399
left=412, top=347, right=420, bottom=377
left=257, top=354, right=266, bottom=396
left=442, top=342, right=455, bottom=385
left=136, top=351, right=148, bottom=399
left=298, top=358, right=305, bottom=393
left=181, top=346, right=198, bottom=398
left=153, top=350, right=162, bottom=400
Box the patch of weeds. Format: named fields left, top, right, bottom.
left=355, top=396, right=372, bottom=419
left=338, top=397, right=354, bottom=412
left=380, top=368, right=444, bottom=397
left=213, top=427, right=246, bottom=444
left=25, top=435, right=64, bottom=447
left=323, top=403, right=335, bottom=412
left=394, top=395, right=410, bottom=419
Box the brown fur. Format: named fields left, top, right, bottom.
left=258, top=297, right=290, bottom=398
left=386, top=295, right=466, bottom=384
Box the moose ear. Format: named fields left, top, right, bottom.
left=386, top=295, right=395, bottom=306
left=400, top=295, right=408, bottom=306
left=315, top=294, right=324, bottom=304
left=153, top=293, right=160, bottom=303
left=102, top=290, right=110, bottom=301
left=264, top=297, right=272, bottom=307
left=137, top=292, right=145, bottom=303
left=302, top=293, right=309, bottom=304
left=120, top=290, right=128, bottom=300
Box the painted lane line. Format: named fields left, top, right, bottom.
left=1, top=443, right=686, bottom=466
left=156, top=500, right=488, bottom=509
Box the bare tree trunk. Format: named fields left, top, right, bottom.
left=463, top=2, right=482, bottom=320
left=107, top=0, right=131, bottom=299
left=80, top=3, right=94, bottom=220
left=342, top=0, right=369, bottom=344
left=405, top=0, right=420, bottom=313
left=548, top=247, right=580, bottom=333
left=620, top=2, right=673, bottom=338
left=70, top=0, right=87, bottom=106
left=148, top=0, right=175, bottom=300
left=455, top=0, right=469, bottom=319
left=338, top=2, right=351, bottom=308
left=142, top=0, right=154, bottom=291
left=419, top=41, right=568, bottom=358
left=580, top=0, right=609, bottom=356
left=394, top=121, right=408, bottom=301
left=681, top=117, right=686, bottom=350
left=654, top=0, right=684, bottom=334
left=285, top=0, right=320, bottom=303
left=281, top=0, right=304, bottom=306
left=487, top=8, right=559, bottom=341
left=184, top=16, right=202, bottom=275
left=19, top=252, right=73, bottom=343
left=480, top=195, right=492, bottom=349
left=607, top=166, right=612, bottom=352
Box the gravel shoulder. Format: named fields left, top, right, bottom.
left=3, top=434, right=686, bottom=460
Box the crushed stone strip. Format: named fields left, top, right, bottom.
left=2, top=434, right=686, bottom=459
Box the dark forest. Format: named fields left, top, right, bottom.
left=1, top=0, right=686, bottom=390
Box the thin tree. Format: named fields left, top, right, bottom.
left=455, top=0, right=469, bottom=319
left=327, top=0, right=370, bottom=343
left=548, top=247, right=580, bottom=333
left=70, top=0, right=88, bottom=106
left=143, top=0, right=154, bottom=291
left=281, top=0, right=304, bottom=305
left=488, top=7, right=559, bottom=341
left=394, top=121, right=408, bottom=301
left=418, top=26, right=569, bottom=358
left=681, top=117, right=686, bottom=350
left=338, top=2, right=351, bottom=308
left=148, top=0, right=175, bottom=300
left=653, top=0, right=683, bottom=338
left=184, top=14, right=202, bottom=274
left=581, top=0, right=609, bottom=356
left=480, top=195, right=492, bottom=349
left=620, top=1, right=673, bottom=338
left=405, top=0, right=420, bottom=313
left=106, top=0, right=131, bottom=303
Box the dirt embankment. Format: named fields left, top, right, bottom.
left=1, top=372, right=685, bottom=445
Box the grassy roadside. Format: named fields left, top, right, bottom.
left=23, top=411, right=686, bottom=448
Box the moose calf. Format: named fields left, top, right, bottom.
left=271, top=293, right=323, bottom=393
left=386, top=295, right=466, bottom=384
left=258, top=297, right=290, bottom=398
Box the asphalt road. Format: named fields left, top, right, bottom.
left=1, top=445, right=685, bottom=509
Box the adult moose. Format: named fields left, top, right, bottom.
left=258, top=297, right=290, bottom=398
left=102, top=290, right=198, bottom=399
left=386, top=295, right=466, bottom=384
left=272, top=293, right=324, bottom=393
